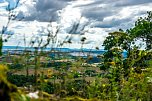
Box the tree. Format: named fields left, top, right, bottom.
left=103, top=31, right=130, bottom=51
left=101, top=31, right=129, bottom=71
left=102, top=31, right=131, bottom=63
left=128, top=11, right=152, bottom=50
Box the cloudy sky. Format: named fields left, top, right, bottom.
left=0, top=0, right=152, bottom=49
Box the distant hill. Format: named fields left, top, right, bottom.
left=2, top=46, right=105, bottom=52
left=2, top=46, right=127, bottom=58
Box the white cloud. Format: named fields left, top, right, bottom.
left=0, top=0, right=152, bottom=49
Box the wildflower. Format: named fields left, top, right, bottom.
left=109, top=62, right=115, bottom=66
left=131, top=67, right=134, bottom=71
left=102, top=84, right=106, bottom=87
left=47, top=69, right=52, bottom=73
left=47, top=69, right=52, bottom=78
left=47, top=74, right=52, bottom=78
left=44, top=79, right=48, bottom=83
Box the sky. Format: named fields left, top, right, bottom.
left=0, top=0, right=152, bottom=49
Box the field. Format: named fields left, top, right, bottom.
left=1, top=48, right=152, bottom=101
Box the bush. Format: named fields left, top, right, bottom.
left=7, top=74, right=35, bottom=86
left=40, top=82, right=55, bottom=94
left=7, top=63, right=24, bottom=69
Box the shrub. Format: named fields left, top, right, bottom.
left=7, top=74, right=35, bottom=86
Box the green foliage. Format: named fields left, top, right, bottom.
left=39, top=82, right=55, bottom=94
left=0, top=37, right=2, bottom=56
left=99, top=11, right=152, bottom=100
left=103, top=31, right=130, bottom=51
left=128, top=11, right=152, bottom=50
left=0, top=65, right=29, bottom=101
left=7, top=74, right=35, bottom=86
left=8, top=63, right=24, bottom=69
left=84, top=70, right=96, bottom=77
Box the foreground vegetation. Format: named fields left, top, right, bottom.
left=0, top=8, right=152, bottom=101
